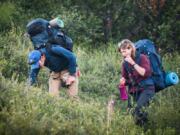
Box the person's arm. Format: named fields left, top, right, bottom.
left=28, top=68, right=40, bottom=85
left=138, top=55, right=152, bottom=77
left=124, top=55, right=147, bottom=76
left=132, top=63, right=146, bottom=76
left=50, top=45, right=77, bottom=75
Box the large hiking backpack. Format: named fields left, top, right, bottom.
left=135, top=39, right=179, bottom=92
left=26, top=18, right=73, bottom=51
left=134, top=39, right=165, bottom=92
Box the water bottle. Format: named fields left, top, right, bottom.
left=118, top=84, right=128, bottom=101
left=49, top=16, right=64, bottom=28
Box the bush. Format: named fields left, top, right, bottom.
left=0, top=2, right=16, bottom=31
left=0, top=26, right=180, bottom=134
left=0, top=27, right=29, bottom=81
left=77, top=44, right=120, bottom=98
left=0, top=75, right=142, bottom=135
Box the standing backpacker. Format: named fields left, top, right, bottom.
left=134, top=39, right=179, bottom=92
left=26, top=18, right=73, bottom=51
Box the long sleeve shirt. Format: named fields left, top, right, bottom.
left=29, top=45, right=77, bottom=85
left=121, top=54, right=154, bottom=93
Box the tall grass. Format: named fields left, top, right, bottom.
left=0, top=28, right=180, bottom=134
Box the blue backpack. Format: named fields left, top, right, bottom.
left=26, top=18, right=73, bottom=51
left=135, top=39, right=179, bottom=92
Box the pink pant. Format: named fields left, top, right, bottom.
left=49, top=70, right=78, bottom=98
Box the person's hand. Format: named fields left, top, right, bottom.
left=124, top=55, right=135, bottom=65
left=119, top=77, right=126, bottom=86
left=66, top=75, right=76, bottom=85
left=39, top=55, right=46, bottom=68
left=76, top=69, right=81, bottom=77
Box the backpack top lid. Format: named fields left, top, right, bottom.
left=135, top=39, right=158, bottom=54
left=26, top=18, right=49, bottom=37
left=26, top=18, right=52, bottom=49
left=135, top=39, right=161, bottom=66
left=26, top=18, right=73, bottom=51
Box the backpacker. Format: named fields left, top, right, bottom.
left=26, top=18, right=73, bottom=51
left=134, top=39, right=179, bottom=92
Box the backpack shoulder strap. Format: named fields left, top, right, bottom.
left=135, top=51, right=141, bottom=65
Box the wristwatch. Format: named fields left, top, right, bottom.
left=132, top=63, right=137, bottom=67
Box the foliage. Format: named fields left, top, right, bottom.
left=0, top=28, right=29, bottom=81
left=0, top=27, right=180, bottom=134
left=0, top=0, right=179, bottom=50
left=77, top=44, right=120, bottom=97
left=0, top=75, right=141, bottom=135
left=0, top=0, right=180, bottom=134
left=0, top=47, right=180, bottom=134
left=0, top=2, right=16, bottom=31
left=147, top=86, right=180, bottom=135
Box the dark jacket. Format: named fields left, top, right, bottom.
left=29, top=45, right=77, bottom=85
